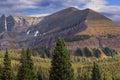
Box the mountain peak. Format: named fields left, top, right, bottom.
left=48, top=7, right=79, bottom=18
left=85, top=8, right=111, bottom=21
left=65, top=7, right=79, bottom=11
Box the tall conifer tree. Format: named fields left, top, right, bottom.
left=91, top=62, right=102, bottom=80
left=37, top=68, right=44, bottom=80
left=17, top=48, right=36, bottom=80
left=49, top=38, right=75, bottom=80
left=17, top=48, right=26, bottom=80
left=0, top=49, right=14, bottom=80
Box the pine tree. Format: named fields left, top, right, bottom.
left=49, top=38, right=75, bottom=80
left=37, top=68, right=44, bottom=80
left=0, top=49, right=14, bottom=80
left=76, top=48, right=83, bottom=56
left=17, top=48, right=36, bottom=80
left=93, top=48, right=101, bottom=58
left=91, top=62, right=102, bottom=80
left=83, top=47, right=92, bottom=57
left=17, top=48, right=26, bottom=80
left=26, top=48, right=36, bottom=80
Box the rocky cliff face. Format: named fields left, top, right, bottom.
left=0, top=15, right=43, bottom=49
left=0, top=15, right=43, bottom=33
left=13, top=16, right=43, bottom=27
left=0, top=15, right=6, bottom=33
left=7, top=15, right=15, bottom=31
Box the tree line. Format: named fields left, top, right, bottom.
left=75, top=47, right=117, bottom=58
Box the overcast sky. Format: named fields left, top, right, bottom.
left=0, top=0, right=120, bottom=23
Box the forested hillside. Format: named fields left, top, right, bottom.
left=0, top=46, right=120, bottom=80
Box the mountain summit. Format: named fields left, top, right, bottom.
left=28, top=7, right=120, bottom=49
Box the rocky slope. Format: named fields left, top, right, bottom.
left=27, top=7, right=120, bottom=50
left=0, top=15, right=43, bottom=49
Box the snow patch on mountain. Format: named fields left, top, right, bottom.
left=34, top=31, right=39, bottom=37
left=27, top=30, right=30, bottom=35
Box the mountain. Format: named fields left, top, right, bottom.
left=27, top=7, right=120, bottom=50
left=0, top=7, right=120, bottom=52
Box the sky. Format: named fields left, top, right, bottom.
left=0, top=0, right=120, bottom=23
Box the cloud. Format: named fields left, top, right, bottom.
left=111, top=15, right=120, bottom=21
left=83, top=0, right=107, bottom=11
left=29, top=13, right=50, bottom=17
left=0, top=0, right=89, bottom=15
left=0, top=0, right=40, bottom=15
left=0, top=0, right=120, bottom=24
left=99, top=6, right=120, bottom=15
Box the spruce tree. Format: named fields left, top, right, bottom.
left=17, top=48, right=36, bottom=80
left=0, top=49, right=14, bottom=80
left=91, top=62, right=102, bottom=80
left=49, top=38, right=75, bottom=80
left=17, top=48, right=26, bottom=80
left=26, top=48, right=36, bottom=80
left=83, top=47, right=92, bottom=57
left=93, top=48, right=101, bottom=58
left=37, top=68, right=44, bottom=80
left=76, top=48, right=83, bottom=56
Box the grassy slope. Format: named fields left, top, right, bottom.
left=79, top=20, right=120, bottom=36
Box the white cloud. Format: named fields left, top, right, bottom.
left=62, top=0, right=89, bottom=7
left=110, top=15, right=120, bottom=21
left=83, top=0, right=107, bottom=11
left=99, top=6, right=120, bottom=15
left=82, top=0, right=120, bottom=15
left=29, top=13, right=50, bottom=17
left=0, top=0, right=110, bottom=15
left=0, top=0, right=120, bottom=23
left=0, top=0, right=40, bottom=15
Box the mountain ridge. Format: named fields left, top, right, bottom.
left=28, top=7, right=120, bottom=50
